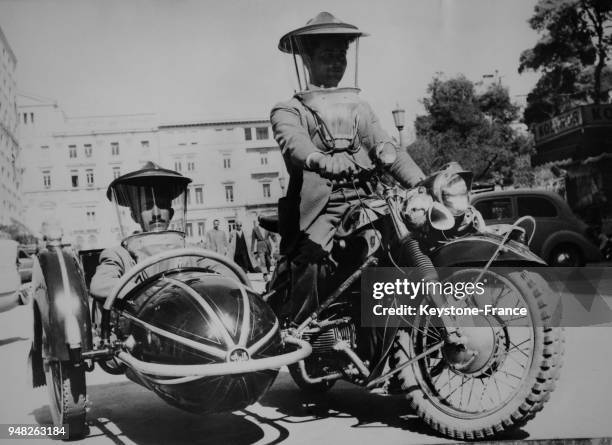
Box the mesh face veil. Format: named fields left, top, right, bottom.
left=107, top=162, right=191, bottom=240
left=278, top=12, right=368, bottom=93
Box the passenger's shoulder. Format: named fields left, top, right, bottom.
left=271, top=97, right=302, bottom=113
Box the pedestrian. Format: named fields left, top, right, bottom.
left=228, top=220, right=257, bottom=273
left=251, top=219, right=273, bottom=280
left=205, top=219, right=228, bottom=256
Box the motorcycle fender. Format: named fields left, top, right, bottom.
left=430, top=233, right=546, bottom=267
left=31, top=247, right=92, bottom=362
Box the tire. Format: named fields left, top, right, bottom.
left=45, top=361, right=88, bottom=440
left=548, top=244, right=583, bottom=266
left=288, top=362, right=336, bottom=394
left=393, top=270, right=564, bottom=440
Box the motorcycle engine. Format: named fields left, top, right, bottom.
left=305, top=320, right=356, bottom=355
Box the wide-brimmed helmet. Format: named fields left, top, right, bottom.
left=107, top=161, right=191, bottom=238
left=278, top=12, right=368, bottom=92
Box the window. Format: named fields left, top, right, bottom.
left=185, top=223, right=193, bottom=237
left=41, top=145, right=49, bottom=151
left=256, top=127, right=269, bottom=140
left=186, top=188, right=191, bottom=204
left=244, top=128, right=252, bottom=141
left=474, top=198, right=513, bottom=221
left=86, top=208, right=96, bottom=222
left=187, top=161, right=195, bottom=171
left=69, top=145, right=77, bottom=159
left=223, top=157, right=231, bottom=169
left=225, top=184, right=234, bottom=203
left=197, top=222, right=205, bottom=237
left=42, top=170, right=51, bottom=189
left=111, top=142, right=119, bottom=156
left=84, top=144, right=92, bottom=157
left=70, top=170, right=79, bottom=188
left=174, top=161, right=182, bottom=172
left=112, top=167, right=121, bottom=179
left=227, top=219, right=236, bottom=232
left=195, top=187, right=203, bottom=204
left=517, top=196, right=557, bottom=218
left=86, top=169, right=94, bottom=186
left=141, top=140, right=149, bottom=149
left=30, top=113, right=34, bottom=124
left=263, top=183, right=271, bottom=198
left=260, top=154, right=268, bottom=165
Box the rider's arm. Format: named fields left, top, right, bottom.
left=271, top=102, right=322, bottom=169
left=90, top=248, right=131, bottom=300
left=361, top=102, right=425, bottom=188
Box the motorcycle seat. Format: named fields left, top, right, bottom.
left=258, top=214, right=279, bottom=234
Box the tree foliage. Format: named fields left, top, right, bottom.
left=519, top=0, right=612, bottom=125
left=410, top=75, right=532, bottom=184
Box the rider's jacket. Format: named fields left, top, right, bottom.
left=90, top=236, right=238, bottom=300
left=270, top=95, right=424, bottom=248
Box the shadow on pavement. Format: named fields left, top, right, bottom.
left=258, top=373, right=529, bottom=441
left=32, top=380, right=270, bottom=445
left=29, top=371, right=530, bottom=444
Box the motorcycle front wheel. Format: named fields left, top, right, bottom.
left=45, top=358, right=87, bottom=440
left=394, top=270, right=564, bottom=440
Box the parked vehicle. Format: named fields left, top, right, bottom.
left=0, top=239, right=21, bottom=312
left=261, top=162, right=564, bottom=440
left=471, top=189, right=602, bottom=266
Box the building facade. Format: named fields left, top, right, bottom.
left=0, top=25, right=23, bottom=227
left=17, top=97, right=284, bottom=250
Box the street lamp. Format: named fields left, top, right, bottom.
left=392, top=104, right=406, bottom=148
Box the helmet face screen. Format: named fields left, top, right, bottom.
left=110, top=180, right=187, bottom=238
left=289, top=35, right=359, bottom=92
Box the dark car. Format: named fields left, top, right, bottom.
left=471, top=189, right=602, bottom=266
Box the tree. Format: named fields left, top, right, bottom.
left=519, top=0, right=612, bottom=125
left=410, top=75, right=532, bottom=184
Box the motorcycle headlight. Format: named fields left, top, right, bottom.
left=438, top=174, right=469, bottom=216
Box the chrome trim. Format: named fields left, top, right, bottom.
left=247, top=319, right=279, bottom=355
left=238, top=284, right=251, bottom=347
left=117, top=335, right=312, bottom=377
left=163, top=277, right=236, bottom=349
left=122, top=312, right=227, bottom=360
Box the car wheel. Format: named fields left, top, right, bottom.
left=549, top=244, right=583, bottom=266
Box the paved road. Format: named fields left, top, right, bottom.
left=0, top=283, right=611, bottom=444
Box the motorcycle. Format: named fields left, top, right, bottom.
left=260, top=161, right=565, bottom=440
left=28, top=233, right=311, bottom=440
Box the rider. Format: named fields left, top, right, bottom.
left=271, top=12, right=425, bottom=323
left=90, top=161, right=235, bottom=300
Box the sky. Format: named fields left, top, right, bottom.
left=0, top=0, right=542, bottom=134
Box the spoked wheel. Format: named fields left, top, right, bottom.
left=394, top=270, right=564, bottom=440
left=43, top=324, right=88, bottom=440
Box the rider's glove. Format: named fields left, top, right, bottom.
left=306, top=152, right=359, bottom=179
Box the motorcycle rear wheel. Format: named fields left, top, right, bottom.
left=394, top=270, right=564, bottom=440
left=46, top=361, right=88, bottom=440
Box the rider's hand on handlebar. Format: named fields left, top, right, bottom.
left=311, top=152, right=359, bottom=179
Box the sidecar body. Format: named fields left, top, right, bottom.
left=29, top=241, right=310, bottom=440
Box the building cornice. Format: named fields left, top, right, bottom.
left=159, top=118, right=269, bottom=129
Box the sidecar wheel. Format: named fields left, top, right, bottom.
left=288, top=363, right=336, bottom=393
left=46, top=361, right=87, bottom=440
left=393, top=270, right=564, bottom=440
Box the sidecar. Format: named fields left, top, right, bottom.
left=29, top=239, right=311, bottom=440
